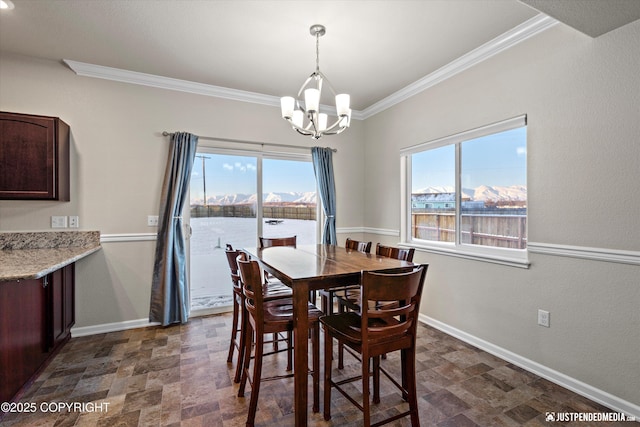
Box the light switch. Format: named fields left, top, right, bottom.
left=51, top=216, right=68, bottom=228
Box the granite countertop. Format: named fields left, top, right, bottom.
left=0, top=231, right=101, bottom=281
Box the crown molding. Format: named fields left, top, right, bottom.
left=359, top=14, right=558, bottom=119
left=63, top=14, right=555, bottom=122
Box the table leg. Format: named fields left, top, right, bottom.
left=293, top=282, right=309, bottom=427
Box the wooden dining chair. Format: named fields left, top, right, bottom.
left=375, top=243, right=415, bottom=262
left=320, top=265, right=428, bottom=427
left=258, top=235, right=297, bottom=248
left=225, top=244, right=292, bottom=383
left=337, top=243, right=415, bottom=311
left=236, top=254, right=323, bottom=426
left=319, top=237, right=372, bottom=315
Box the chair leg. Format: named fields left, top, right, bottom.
left=312, top=324, right=320, bottom=413
left=373, top=355, right=380, bottom=404
left=323, top=328, right=333, bottom=421
left=237, top=325, right=253, bottom=397
left=400, top=348, right=408, bottom=401
left=406, top=347, right=420, bottom=426
left=246, top=330, right=264, bottom=427
left=286, top=330, right=293, bottom=371
left=234, top=305, right=247, bottom=383
left=227, top=296, right=240, bottom=363
left=362, top=354, right=371, bottom=427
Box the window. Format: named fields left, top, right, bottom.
left=188, top=149, right=318, bottom=311
left=401, top=115, right=528, bottom=266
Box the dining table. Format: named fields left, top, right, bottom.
left=242, top=244, right=415, bottom=426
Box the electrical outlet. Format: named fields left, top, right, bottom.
left=538, top=309, right=550, bottom=327
left=51, top=216, right=68, bottom=228
left=68, top=216, right=79, bottom=228
left=147, top=215, right=159, bottom=226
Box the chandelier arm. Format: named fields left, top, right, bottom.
left=322, top=117, right=348, bottom=134
left=284, top=117, right=315, bottom=137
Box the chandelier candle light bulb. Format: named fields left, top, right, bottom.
left=280, top=24, right=351, bottom=139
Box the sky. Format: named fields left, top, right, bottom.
left=189, top=154, right=317, bottom=201
left=411, top=127, right=527, bottom=191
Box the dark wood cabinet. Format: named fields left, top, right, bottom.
left=0, top=277, right=48, bottom=403
left=0, top=264, right=75, bottom=404
left=47, top=263, right=75, bottom=350
left=0, top=111, right=70, bottom=201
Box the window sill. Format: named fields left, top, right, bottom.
left=399, top=242, right=530, bottom=269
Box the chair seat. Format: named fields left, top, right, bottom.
left=320, top=312, right=412, bottom=354
left=262, top=298, right=323, bottom=324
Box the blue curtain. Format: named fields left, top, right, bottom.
left=311, top=146, right=337, bottom=245
left=150, top=132, right=198, bottom=326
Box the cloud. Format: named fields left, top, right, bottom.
left=516, top=146, right=526, bottom=156
left=222, top=163, right=234, bottom=171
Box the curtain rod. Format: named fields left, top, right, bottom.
left=161, top=132, right=337, bottom=152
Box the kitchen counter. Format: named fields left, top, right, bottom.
left=0, top=231, right=101, bottom=281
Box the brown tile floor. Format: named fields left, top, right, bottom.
left=1, top=313, right=635, bottom=427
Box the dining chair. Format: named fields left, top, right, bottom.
left=319, top=237, right=372, bottom=315
left=258, top=235, right=297, bottom=248
left=337, top=243, right=415, bottom=312
left=236, top=254, right=323, bottom=426
left=320, top=265, right=428, bottom=427
left=225, top=244, right=292, bottom=383
left=334, top=243, right=416, bottom=368
left=375, top=243, right=415, bottom=263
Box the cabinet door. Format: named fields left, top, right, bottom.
left=48, top=264, right=75, bottom=349
left=0, top=112, right=69, bottom=200
left=0, top=278, right=48, bottom=403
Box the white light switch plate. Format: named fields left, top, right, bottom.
left=51, top=216, right=68, bottom=228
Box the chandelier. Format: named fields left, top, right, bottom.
left=280, top=24, right=351, bottom=139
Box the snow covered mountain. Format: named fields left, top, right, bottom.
left=416, top=185, right=527, bottom=202
left=196, top=191, right=317, bottom=205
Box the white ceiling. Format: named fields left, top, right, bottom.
left=1, top=1, right=638, bottom=112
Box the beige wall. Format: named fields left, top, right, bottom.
left=363, top=22, right=639, bottom=408
left=1, top=18, right=638, bottom=412
left=0, top=52, right=365, bottom=326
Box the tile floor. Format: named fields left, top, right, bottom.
left=1, top=313, right=634, bottom=427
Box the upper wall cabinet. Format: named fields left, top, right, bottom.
left=0, top=111, right=70, bottom=201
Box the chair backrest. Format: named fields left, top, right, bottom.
left=259, top=235, right=297, bottom=248
left=360, top=265, right=428, bottom=349
left=225, top=244, right=243, bottom=292
left=345, top=237, right=372, bottom=253
left=375, top=243, right=415, bottom=262
left=236, top=254, right=265, bottom=320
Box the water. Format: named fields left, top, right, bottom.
left=189, top=216, right=317, bottom=309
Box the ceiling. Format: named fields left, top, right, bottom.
left=1, top=1, right=639, bottom=113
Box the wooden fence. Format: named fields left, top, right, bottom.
left=191, top=204, right=316, bottom=221
left=412, top=212, right=527, bottom=249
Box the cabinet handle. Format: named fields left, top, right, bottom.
left=43, top=277, right=48, bottom=288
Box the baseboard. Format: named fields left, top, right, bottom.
left=71, top=318, right=160, bottom=337
left=419, top=314, right=640, bottom=419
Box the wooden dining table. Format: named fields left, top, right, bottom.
left=242, top=244, right=415, bottom=427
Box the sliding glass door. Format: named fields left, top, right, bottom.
left=187, top=149, right=317, bottom=313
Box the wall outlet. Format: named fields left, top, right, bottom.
left=147, top=215, right=159, bottom=226
left=68, top=216, right=79, bottom=228
left=51, top=216, right=68, bottom=228
left=538, top=309, right=550, bottom=327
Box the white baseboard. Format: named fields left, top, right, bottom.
left=71, top=318, right=160, bottom=337
left=419, top=314, right=640, bottom=419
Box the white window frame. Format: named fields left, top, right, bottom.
left=400, top=115, right=529, bottom=268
